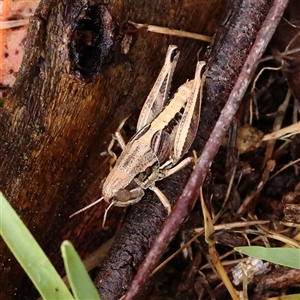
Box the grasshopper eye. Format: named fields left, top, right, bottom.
left=114, top=189, right=131, bottom=202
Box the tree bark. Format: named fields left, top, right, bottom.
left=0, top=0, right=227, bottom=298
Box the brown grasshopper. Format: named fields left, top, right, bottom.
left=71, top=45, right=206, bottom=222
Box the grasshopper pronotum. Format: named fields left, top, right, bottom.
left=72, top=45, right=206, bottom=223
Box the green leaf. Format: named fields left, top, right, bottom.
left=235, top=246, right=300, bottom=269
left=61, top=240, right=100, bottom=300
left=276, top=295, right=300, bottom=300
left=0, top=192, right=74, bottom=299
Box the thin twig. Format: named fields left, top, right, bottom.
left=0, top=19, right=30, bottom=29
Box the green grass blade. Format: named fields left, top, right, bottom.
left=61, top=240, right=100, bottom=300
left=276, top=295, right=300, bottom=300
left=235, top=246, right=300, bottom=269
left=0, top=192, right=74, bottom=300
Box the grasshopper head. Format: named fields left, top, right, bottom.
left=102, top=169, right=145, bottom=207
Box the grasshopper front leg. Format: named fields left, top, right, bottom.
left=107, top=116, right=130, bottom=169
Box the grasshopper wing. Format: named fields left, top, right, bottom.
left=136, top=45, right=180, bottom=131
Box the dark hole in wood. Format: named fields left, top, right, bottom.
left=69, top=5, right=114, bottom=82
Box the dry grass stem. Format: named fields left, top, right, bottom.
left=128, top=20, right=212, bottom=43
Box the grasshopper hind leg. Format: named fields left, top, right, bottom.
left=134, top=171, right=172, bottom=214
left=160, top=156, right=194, bottom=179
left=149, top=185, right=171, bottom=214
left=148, top=156, right=195, bottom=214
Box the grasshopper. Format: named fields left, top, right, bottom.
left=71, top=45, right=206, bottom=222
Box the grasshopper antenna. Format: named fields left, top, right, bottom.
left=102, top=201, right=116, bottom=228
left=69, top=197, right=104, bottom=218
left=196, top=46, right=203, bottom=62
